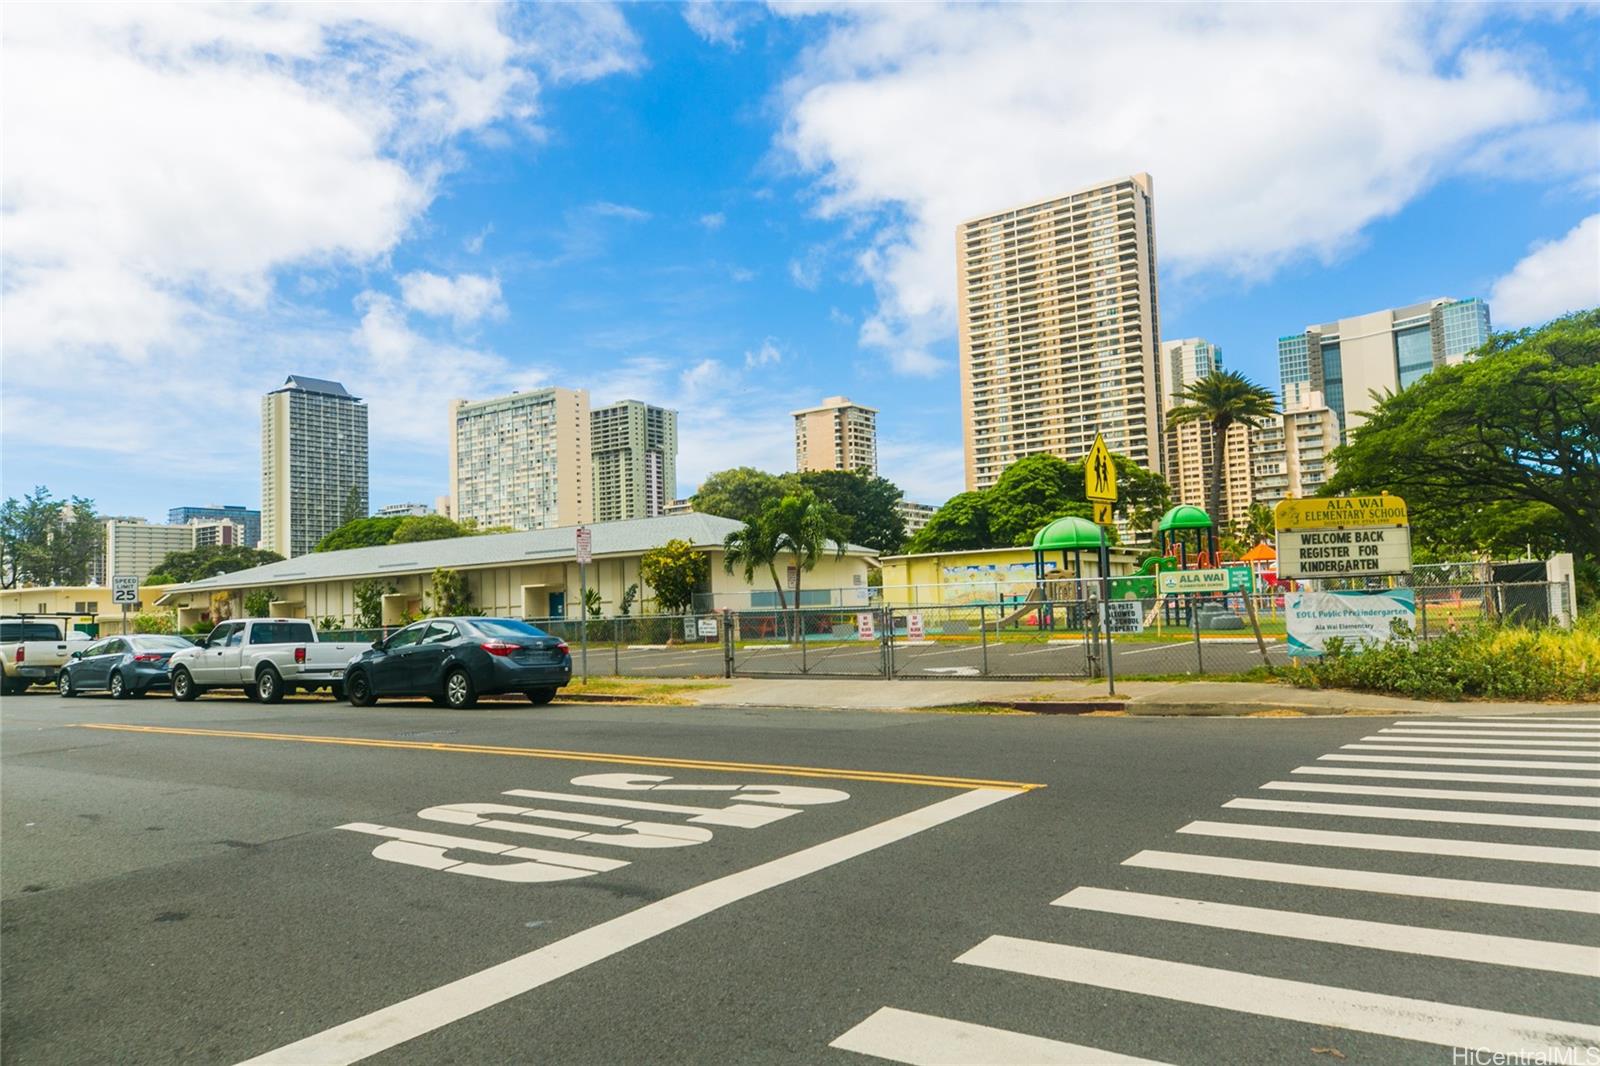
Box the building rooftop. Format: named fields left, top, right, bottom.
left=272, top=375, right=357, bottom=399
left=158, top=513, right=877, bottom=595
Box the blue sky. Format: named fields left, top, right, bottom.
left=4, top=2, right=1598, bottom=522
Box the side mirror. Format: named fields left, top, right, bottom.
left=196, top=638, right=209, bottom=648
left=371, top=639, right=385, bottom=651
left=70, top=650, right=83, bottom=660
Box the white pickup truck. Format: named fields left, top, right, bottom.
left=2, top=617, right=91, bottom=695
left=167, top=618, right=365, bottom=703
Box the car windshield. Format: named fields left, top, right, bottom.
left=1, top=622, right=64, bottom=642
left=133, top=636, right=196, bottom=651
left=468, top=619, right=549, bottom=641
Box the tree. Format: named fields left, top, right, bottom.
left=983, top=455, right=1091, bottom=547
left=146, top=545, right=284, bottom=584
left=907, top=492, right=992, bottom=553
left=640, top=539, right=707, bottom=614
left=764, top=492, right=849, bottom=609
left=0, top=487, right=101, bottom=587
left=314, top=517, right=405, bottom=552
left=583, top=586, right=603, bottom=618
left=1322, top=308, right=1600, bottom=568
left=428, top=568, right=473, bottom=615
left=352, top=579, right=394, bottom=629
left=243, top=588, right=276, bottom=618
left=793, top=470, right=907, bottom=554
left=723, top=515, right=786, bottom=608
left=341, top=485, right=365, bottom=527
left=1240, top=502, right=1275, bottom=545
left=132, top=611, right=177, bottom=634
left=691, top=467, right=788, bottom=525
left=1166, top=369, right=1278, bottom=526
left=391, top=514, right=467, bottom=544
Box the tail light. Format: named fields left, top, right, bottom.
left=133, top=653, right=166, bottom=663
left=481, top=640, right=519, bottom=656
left=555, top=641, right=570, bottom=656
left=14, top=647, right=22, bottom=663
left=294, top=647, right=306, bottom=664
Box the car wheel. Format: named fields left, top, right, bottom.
left=525, top=687, right=556, bottom=706
left=443, top=668, right=477, bottom=709
left=58, top=670, right=76, bottom=698
left=172, top=667, right=200, bottom=702
left=255, top=666, right=285, bottom=704
left=109, top=671, right=127, bottom=699
left=347, top=670, right=377, bottom=707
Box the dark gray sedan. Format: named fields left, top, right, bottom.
left=345, top=617, right=570, bottom=709
left=57, top=634, right=196, bottom=698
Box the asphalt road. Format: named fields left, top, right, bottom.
left=3, top=690, right=1596, bottom=1065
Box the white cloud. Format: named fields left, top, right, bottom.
left=1490, top=215, right=1600, bottom=328
left=682, top=2, right=758, bottom=48
left=699, top=211, right=727, bottom=230
left=788, top=252, right=823, bottom=290
left=777, top=3, right=1585, bottom=375
left=876, top=436, right=965, bottom=506
left=398, top=271, right=505, bottom=325
left=744, top=338, right=784, bottom=368
left=590, top=201, right=652, bottom=221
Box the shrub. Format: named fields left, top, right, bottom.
left=243, top=588, right=275, bottom=618
left=1294, top=614, right=1600, bottom=701
left=132, top=610, right=177, bottom=634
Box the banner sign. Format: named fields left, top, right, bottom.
left=696, top=618, right=718, bottom=638
left=1158, top=569, right=1229, bottom=595
left=1287, top=588, right=1415, bottom=657
left=1225, top=564, right=1255, bottom=593
left=1277, top=527, right=1413, bottom=579
left=906, top=612, right=924, bottom=640
left=1274, top=494, right=1408, bottom=531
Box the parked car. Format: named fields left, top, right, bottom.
left=344, top=617, right=571, bottom=709
left=2, top=617, right=92, bottom=694
left=57, top=634, right=196, bottom=698
left=167, top=619, right=366, bottom=703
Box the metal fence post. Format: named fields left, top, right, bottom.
left=1192, top=597, right=1205, bottom=675
left=613, top=617, right=621, bottom=676
left=723, top=611, right=734, bottom=678
left=882, top=606, right=893, bottom=679
left=980, top=604, right=989, bottom=677
left=801, top=609, right=809, bottom=675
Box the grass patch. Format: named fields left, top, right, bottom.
left=558, top=677, right=728, bottom=705
left=918, top=703, right=1035, bottom=716
left=1113, top=667, right=1286, bottom=683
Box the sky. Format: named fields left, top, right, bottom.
left=3, top=2, right=1598, bottom=523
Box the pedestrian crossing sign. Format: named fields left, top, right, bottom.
left=1085, top=434, right=1117, bottom=502
left=1093, top=501, right=1113, bottom=526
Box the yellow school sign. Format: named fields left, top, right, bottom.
left=1274, top=494, right=1408, bottom=531
left=1085, top=434, right=1116, bottom=527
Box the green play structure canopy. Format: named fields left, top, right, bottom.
left=1031, top=515, right=1104, bottom=550
left=1157, top=504, right=1213, bottom=532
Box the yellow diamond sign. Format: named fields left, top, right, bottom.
left=1085, top=434, right=1117, bottom=502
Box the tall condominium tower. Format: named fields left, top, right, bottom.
left=167, top=504, right=261, bottom=550
left=449, top=388, right=592, bottom=531
left=1277, top=297, right=1490, bottom=441
left=1160, top=338, right=1255, bottom=529
left=792, top=396, right=878, bottom=475
left=957, top=173, right=1163, bottom=491
left=261, top=375, right=368, bottom=558
left=591, top=400, right=678, bottom=523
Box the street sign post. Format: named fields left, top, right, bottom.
left=1084, top=433, right=1117, bottom=504
left=574, top=527, right=591, bottom=682
left=113, top=575, right=138, bottom=634
left=1083, top=433, right=1117, bottom=695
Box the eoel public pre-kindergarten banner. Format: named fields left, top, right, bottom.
left=1286, top=588, right=1416, bottom=657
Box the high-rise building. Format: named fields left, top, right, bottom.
left=375, top=502, right=431, bottom=518
left=167, top=505, right=261, bottom=549
left=895, top=500, right=938, bottom=540
left=591, top=400, right=678, bottom=523
left=189, top=519, right=241, bottom=548
left=1158, top=338, right=1256, bottom=529
left=1277, top=297, right=1490, bottom=441
left=261, top=376, right=368, bottom=559
left=1249, top=390, right=1343, bottom=511
left=105, top=519, right=197, bottom=583
left=958, top=173, right=1163, bottom=491
left=792, top=396, right=878, bottom=475
left=450, top=388, right=592, bottom=531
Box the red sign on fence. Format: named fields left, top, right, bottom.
left=856, top=613, right=875, bottom=641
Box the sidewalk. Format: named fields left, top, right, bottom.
left=683, top=676, right=1600, bottom=718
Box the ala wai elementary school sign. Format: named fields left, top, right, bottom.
left=1274, top=494, right=1412, bottom=580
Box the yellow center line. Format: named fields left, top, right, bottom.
left=72, top=723, right=1045, bottom=791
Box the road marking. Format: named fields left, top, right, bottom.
left=1471, top=717, right=1600, bottom=723
left=1260, top=780, right=1600, bottom=808
left=1178, top=820, right=1600, bottom=866
left=500, top=788, right=800, bottom=828
left=1380, top=728, right=1600, bottom=739
left=1359, top=736, right=1600, bottom=748
left=416, top=803, right=716, bottom=848
left=337, top=823, right=630, bottom=883
left=1390, top=720, right=1600, bottom=729
left=1321, top=754, right=1600, bottom=771
left=1222, top=797, right=1600, bottom=832
left=237, top=787, right=1020, bottom=1066
left=1051, top=887, right=1600, bottom=977
left=1124, top=850, right=1600, bottom=913
left=1343, top=744, right=1600, bottom=758
left=955, top=938, right=1600, bottom=1056
left=72, top=723, right=1044, bottom=791
left=830, top=1007, right=1170, bottom=1065
left=1293, top=766, right=1600, bottom=788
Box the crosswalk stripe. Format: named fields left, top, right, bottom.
left=1396, top=720, right=1600, bottom=728
left=1260, top=780, right=1600, bottom=808
left=829, top=1007, right=1171, bottom=1065
left=1321, top=754, right=1600, bottom=771
left=1363, top=736, right=1600, bottom=748
left=1124, top=850, right=1600, bottom=913
left=1293, top=766, right=1600, bottom=788
left=955, top=938, right=1600, bottom=1056
left=1051, top=887, right=1600, bottom=977
left=1221, top=797, right=1600, bottom=832
left=1343, top=744, right=1600, bottom=758
left=1469, top=717, right=1600, bottom=723
left=1381, top=729, right=1600, bottom=739
left=1178, top=820, right=1600, bottom=866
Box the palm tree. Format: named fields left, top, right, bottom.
left=1167, top=370, right=1277, bottom=527
left=1240, top=501, right=1274, bottom=545
left=722, top=517, right=785, bottom=609
left=764, top=492, right=849, bottom=611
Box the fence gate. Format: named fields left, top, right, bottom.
left=728, top=607, right=889, bottom=677
left=888, top=601, right=1097, bottom=679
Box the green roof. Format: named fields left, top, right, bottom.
left=1031, top=515, right=1105, bottom=550
left=1158, top=505, right=1214, bottom=531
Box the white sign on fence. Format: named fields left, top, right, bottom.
left=1157, top=569, right=1229, bottom=595
left=906, top=612, right=924, bottom=640
left=1103, top=600, right=1145, bottom=634
left=697, top=617, right=718, bottom=638
left=1287, top=588, right=1415, bottom=656
left=856, top=612, right=876, bottom=641
left=683, top=615, right=697, bottom=641
left=575, top=526, right=592, bottom=565
left=1277, top=527, right=1412, bottom=579
left=112, top=575, right=139, bottom=605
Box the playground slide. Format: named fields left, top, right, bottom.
left=983, top=586, right=1046, bottom=629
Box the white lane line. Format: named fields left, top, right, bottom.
left=1293, top=766, right=1600, bottom=788
left=830, top=1006, right=1171, bottom=1066
left=1469, top=717, right=1600, bottom=723
left=1343, top=744, right=1600, bottom=758
left=235, top=787, right=1020, bottom=1066
left=1222, top=797, right=1600, bottom=832
left=1321, top=754, right=1600, bottom=771
left=1124, top=850, right=1600, bottom=913
left=1363, top=735, right=1600, bottom=748
left=1381, top=729, right=1600, bottom=739
left=1260, top=780, right=1600, bottom=808
left=1178, top=820, right=1600, bottom=867
left=1051, top=887, right=1600, bottom=977
left=1391, top=720, right=1600, bottom=729
left=955, top=938, right=1600, bottom=1056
